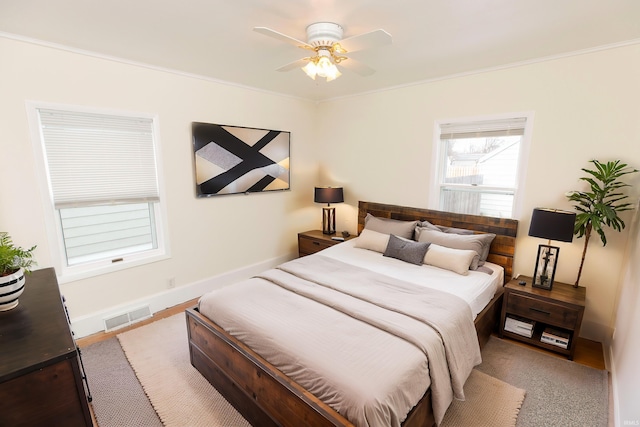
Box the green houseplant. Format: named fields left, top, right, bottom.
left=0, top=232, right=37, bottom=311
left=566, top=160, right=638, bottom=287
left=0, top=232, right=36, bottom=276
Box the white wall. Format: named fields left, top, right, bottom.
left=0, top=37, right=320, bottom=326
left=315, top=43, right=640, bottom=344
left=611, top=202, right=640, bottom=426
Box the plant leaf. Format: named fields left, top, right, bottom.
left=566, top=159, right=638, bottom=246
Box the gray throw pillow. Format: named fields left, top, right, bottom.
left=439, top=227, right=496, bottom=265
left=415, top=227, right=496, bottom=267
left=364, top=213, right=418, bottom=240
left=439, top=226, right=475, bottom=235
left=383, top=234, right=431, bottom=265
left=419, top=220, right=441, bottom=231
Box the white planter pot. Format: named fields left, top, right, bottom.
left=0, top=267, right=26, bottom=311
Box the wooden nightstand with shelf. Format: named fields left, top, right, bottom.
left=298, top=230, right=355, bottom=257
left=499, top=276, right=586, bottom=360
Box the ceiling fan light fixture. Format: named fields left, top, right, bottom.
left=316, top=57, right=340, bottom=80
left=302, top=49, right=341, bottom=82
left=316, top=55, right=332, bottom=72
left=302, top=60, right=318, bottom=80
left=254, top=22, right=391, bottom=81
left=325, top=67, right=341, bottom=82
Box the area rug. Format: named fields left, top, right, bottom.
left=441, top=369, right=525, bottom=427
left=476, top=336, right=608, bottom=427
left=109, top=313, right=524, bottom=427
left=81, top=338, right=162, bottom=426
left=116, top=314, right=250, bottom=427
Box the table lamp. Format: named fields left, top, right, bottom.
left=314, top=187, right=344, bottom=235
left=528, top=208, right=576, bottom=289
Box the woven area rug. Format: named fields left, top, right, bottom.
left=82, top=338, right=162, bottom=426
left=104, top=313, right=524, bottom=427
left=441, top=369, right=524, bottom=427
left=116, top=314, right=250, bottom=427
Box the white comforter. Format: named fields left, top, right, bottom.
left=198, top=255, right=482, bottom=426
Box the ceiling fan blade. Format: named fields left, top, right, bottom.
left=276, top=58, right=309, bottom=72
left=339, top=57, right=376, bottom=76
left=253, top=27, right=312, bottom=49
left=337, top=29, right=392, bottom=53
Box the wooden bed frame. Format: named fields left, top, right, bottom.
left=186, top=201, right=518, bottom=427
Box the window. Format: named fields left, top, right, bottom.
left=29, top=104, right=168, bottom=281
left=431, top=114, right=532, bottom=218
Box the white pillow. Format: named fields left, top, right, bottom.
left=423, top=244, right=477, bottom=275
left=354, top=229, right=390, bottom=253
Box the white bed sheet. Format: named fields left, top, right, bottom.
left=320, top=238, right=503, bottom=319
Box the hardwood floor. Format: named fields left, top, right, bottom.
left=499, top=335, right=606, bottom=370
left=572, top=337, right=607, bottom=370
left=76, top=298, right=199, bottom=348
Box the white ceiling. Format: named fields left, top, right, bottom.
left=1, top=0, right=639, bottom=102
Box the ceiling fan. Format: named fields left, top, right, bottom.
left=253, top=22, right=392, bottom=82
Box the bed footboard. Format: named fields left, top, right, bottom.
left=186, top=307, right=435, bottom=427
left=187, top=306, right=355, bottom=427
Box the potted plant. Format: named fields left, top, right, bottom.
left=0, top=232, right=37, bottom=311
left=566, top=160, right=638, bottom=287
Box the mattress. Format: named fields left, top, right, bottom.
left=320, top=238, right=503, bottom=319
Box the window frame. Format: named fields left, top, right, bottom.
left=27, top=101, right=171, bottom=283
left=429, top=112, right=534, bottom=219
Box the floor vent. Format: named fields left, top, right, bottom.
left=103, top=305, right=152, bottom=332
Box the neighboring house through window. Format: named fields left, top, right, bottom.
left=430, top=113, right=533, bottom=218
left=28, top=103, right=169, bottom=282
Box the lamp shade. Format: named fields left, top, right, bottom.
left=314, top=187, right=344, bottom=204
left=528, top=208, right=576, bottom=242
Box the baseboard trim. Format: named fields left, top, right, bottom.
left=579, top=319, right=614, bottom=346
left=609, top=345, right=620, bottom=427
left=70, top=253, right=294, bottom=338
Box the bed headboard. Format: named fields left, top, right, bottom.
left=357, top=201, right=518, bottom=284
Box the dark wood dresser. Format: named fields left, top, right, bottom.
left=0, top=268, right=92, bottom=427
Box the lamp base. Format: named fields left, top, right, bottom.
left=532, top=244, right=559, bottom=290
left=322, top=207, right=336, bottom=235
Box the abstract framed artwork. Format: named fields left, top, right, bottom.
left=192, top=122, right=290, bottom=197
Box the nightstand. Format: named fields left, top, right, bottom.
left=298, top=230, right=355, bottom=257
left=499, top=276, right=586, bottom=360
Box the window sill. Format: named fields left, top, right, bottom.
left=56, top=252, right=171, bottom=284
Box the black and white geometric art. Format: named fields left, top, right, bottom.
left=192, top=122, right=290, bottom=197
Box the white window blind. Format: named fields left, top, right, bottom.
left=439, top=117, right=526, bottom=140
left=38, top=109, right=159, bottom=209
left=30, top=104, right=167, bottom=278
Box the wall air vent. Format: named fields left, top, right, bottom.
left=103, top=304, right=152, bottom=332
